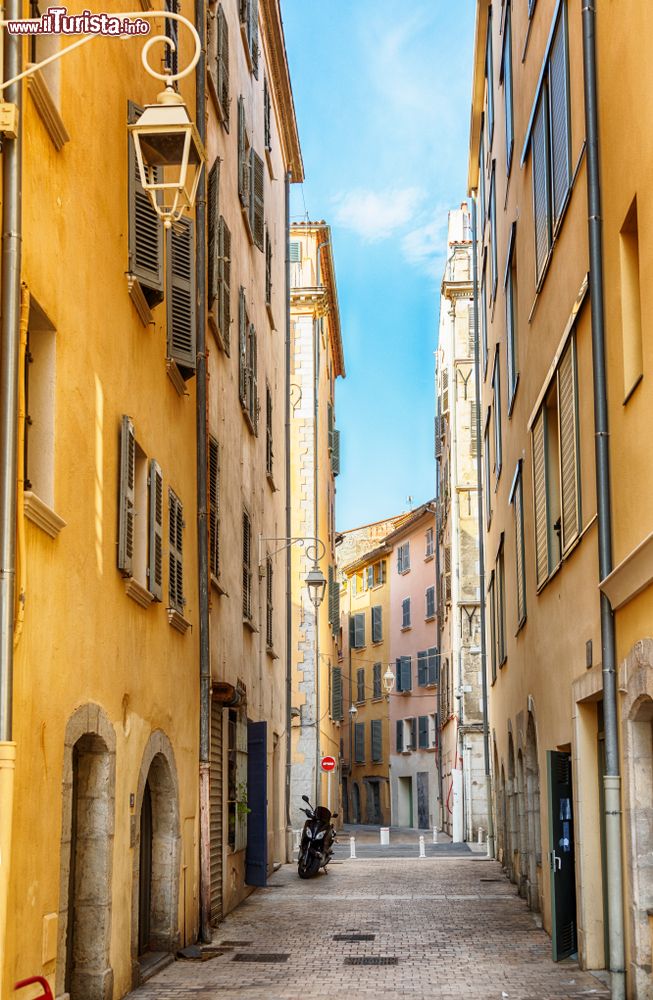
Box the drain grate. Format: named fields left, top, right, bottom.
left=233, top=953, right=290, bottom=963
left=333, top=933, right=375, bottom=942
left=479, top=877, right=503, bottom=882
left=219, top=940, right=253, bottom=946
left=344, top=956, right=398, bottom=966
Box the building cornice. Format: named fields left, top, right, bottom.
left=291, top=222, right=345, bottom=378
left=442, top=279, right=474, bottom=300
left=468, top=0, right=490, bottom=194
left=260, top=0, right=304, bottom=182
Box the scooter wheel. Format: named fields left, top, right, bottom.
left=298, top=855, right=321, bottom=879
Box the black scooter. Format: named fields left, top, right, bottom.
left=297, top=794, right=337, bottom=879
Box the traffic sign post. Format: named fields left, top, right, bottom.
left=321, top=756, right=336, bottom=812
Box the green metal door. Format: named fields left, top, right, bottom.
left=546, top=750, right=577, bottom=961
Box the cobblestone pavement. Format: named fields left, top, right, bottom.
left=128, top=858, right=611, bottom=1000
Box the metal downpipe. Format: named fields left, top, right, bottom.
left=581, top=2, right=625, bottom=995
left=471, top=197, right=494, bottom=859
left=284, top=171, right=293, bottom=859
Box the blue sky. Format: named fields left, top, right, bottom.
left=282, top=2, right=476, bottom=531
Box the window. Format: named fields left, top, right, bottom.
left=442, top=547, right=452, bottom=607
left=265, top=385, right=273, bottom=478
left=263, top=76, right=271, bottom=151
left=24, top=298, right=56, bottom=511
left=356, top=668, right=366, bottom=704
left=470, top=400, right=479, bottom=458
left=238, top=288, right=258, bottom=432
left=418, top=716, right=429, bottom=750
left=425, top=527, right=434, bottom=559
left=505, top=223, right=519, bottom=410
left=371, top=719, right=383, bottom=763
left=354, top=722, right=365, bottom=764
left=481, top=257, right=488, bottom=375
left=496, top=536, right=506, bottom=666
left=350, top=612, right=365, bottom=649
left=396, top=719, right=404, bottom=753
left=620, top=197, right=643, bottom=400
left=328, top=565, right=340, bottom=635
left=128, top=101, right=163, bottom=306
left=489, top=163, right=497, bottom=299
left=417, top=648, right=438, bottom=687
left=501, top=1, right=514, bottom=173
left=166, top=217, right=197, bottom=379
left=266, top=557, right=273, bottom=649
left=479, top=119, right=486, bottom=227
left=428, top=713, right=438, bottom=749
left=510, top=461, right=527, bottom=628
left=396, top=656, right=412, bottom=693
left=401, top=597, right=411, bottom=630
left=425, top=586, right=436, bottom=620
left=397, top=541, right=410, bottom=574
left=237, top=97, right=264, bottom=251
left=331, top=666, right=343, bottom=721
left=209, top=436, right=220, bottom=580
left=373, top=663, right=382, bottom=699
left=486, top=6, right=494, bottom=143
left=373, top=560, right=386, bottom=586
left=265, top=227, right=272, bottom=310
left=492, top=350, right=502, bottom=481
left=242, top=508, right=252, bottom=621
left=227, top=708, right=248, bottom=851
left=532, top=334, right=580, bottom=587
left=207, top=3, right=229, bottom=127
left=365, top=606, right=379, bottom=645
left=366, top=565, right=374, bottom=590
left=215, top=215, right=231, bottom=354
left=484, top=409, right=492, bottom=526
left=117, top=416, right=163, bottom=602
left=168, top=489, right=184, bottom=614
left=401, top=718, right=417, bottom=752
left=488, top=571, right=497, bottom=683
left=239, top=0, right=259, bottom=78
left=527, top=4, right=571, bottom=282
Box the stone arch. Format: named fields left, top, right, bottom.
left=525, top=710, right=542, bottom=912
left=499, top=761, right=508, bottom=867
left=507, top=730, right=520, bottom=885
left=492, top=738, right=504, bottom=861
left=516, top=749, right=529, bottom=898
left=56, top=703, right=116, bottom=1000
left=620, top=639, right=653, bottom=997
left=131, top=731, right=181, bottom=986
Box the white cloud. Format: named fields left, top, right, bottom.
left=333, top=186, right=424, bottom=242
left=401, top=208, right=450, bottom=276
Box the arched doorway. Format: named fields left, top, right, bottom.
left=525, top=711, right=542, bottom=911
left=516, top=750, right=528, bottom=899
left=507, top=732, right=520, bottom=885
left=352, top=782, right=361, bottom=823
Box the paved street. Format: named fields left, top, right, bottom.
left=129, top=854, right=611, bottom=1000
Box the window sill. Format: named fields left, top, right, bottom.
left=400, top=625, right=412, bottom=633
left=371, top=697, right=384, bottom=704
left=125, top=577, right=154, bottom=608
left=266, top=471, right=278, bottom=493
left=166, top=360, right=189, bottom=397
left=208, top=309, right=231, bottom=356
left=243, top=616, right=258, bottom=633
left=24, top=491, right=66, bottom=539
left=424, top=553, right=434, bottom=562
left=401, top=749, right=413, bottom=756
left=127, top=275, right=154, bottom=327
left=265, top=147, right=274, bottom=180
left=211, top=573, right=227, bottom=596
left=397, top=690, right=412, bottom=697
left=398, top=568, right=411, bottom=576
left=27, top=65, right=70, bottom=151
left=355, top=700, right=366, bottom=707
left=425, top=614, right=436, bottom=622
left=241, top=403, right=258, bottom=437
left=266, top=302, right=276, bottom=330
left=266, top=646, right=279, bottom=660
left=371, top=639, right=383, bottom=646
left=167, top=608, right=191, bottom=634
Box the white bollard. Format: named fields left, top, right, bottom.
left=380, top=827, right=390, bottom=845
left=477, top=827, right=485, bottom=845
left=349, top=836, right=356, bottom=859
left=293, top=829, right=301, bottom=850
left=419, top=835, right=426, bottom=859
left=432, top=827, right=439, bottom=844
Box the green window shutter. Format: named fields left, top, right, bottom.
left=396, top=719, right=404, bottom=753
left=417, top=650, right=427, bottom=687
left=503, top=6, right=513, bottom=168
left=237, top=97, right=250, bottom=207
left=250, top=0, right=259, bottom=78
left=118, top=415, right=135, bottom=576
left=490, top=165, right=497, bottom=297
left=558, top=338, right=580, bottom=552
left=371, top=605, right=382, bottom=643
left=334, top=576, right=340, bottom=635
left=549, top=8, right=571, bottom=226
left=327, top=565, right=334, bottom=625
left=371, top=719, right=382, bottom=762
left=395, top=657, right=402, bottom=692
left=263, top=76, right=271, bottom=150
left=401, top=656, right=412, bottom=692
left=532, top=94, right=551, bottom=281
left=242, top=509, right=252, bottom=620
left=209, top=437, right=220, bottom=579
left=418, top=716, right=429, bottom=750
left=349, top=615, right=355, bottom=649
left=217, top=216, right=231, bottom=354
left=265, top=227, right=272, bottom=306
left=331, top=428, right=341, bottom=476
left=166, top=217, right=196, bottom=376
left=289, top=241, right=301, bottom=263
left=238, top=287, right=247, bottom=406
left=168, top=489, right=184, bottom=612
left=207, top=5, right=218, bottom=109
left=148, top=459, right=163, bottom=600
left=373, top=663, right=381, bottom=699
left=327, top=401, right=334, bottom=451
left=331, top=667, right=342, bottom=721
left=217, top=4, right=230, bottom=128
left=127, top=101, right=163, bottom=303
left=207, top=158, right=220, bottom=307
left=354, top=722, right=365, bottom=763
left=248, top=323, right=258, bottom=429
left=354, top=612, right=365, bottom=648
left=357, top=668, right=365, bottom=703
left=250, top=149, right=265, bottom=251
left=409, top=718, right=417, bottom=751
left=532, top=408, right=549, bottom=586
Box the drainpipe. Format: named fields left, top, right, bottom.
left=471, top=197, right=495, bottom=859
left=194, top=0, right=211, bottom=945
left=284, top=172, right=293, bottom=858
left=0, top=3, right=22, bottom=987
left=434, top=384, right=444, bottom=830
left=581, top=5, right=625, bottom=996
left=313, top=241, right=329, bottom=803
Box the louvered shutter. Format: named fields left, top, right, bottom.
left=239, top=287, right=247, bottom=406
left=167, top=217, right=196, bottom=375
left=558, top=339, right=580, bottom=551
left=263, top=76, right=271, bottom=150
left=513, top=467, right=526, bottom=625
left=331, top=667, right=342, bottom=721
left=355, top=612, right=365, bottom=649
left=217, top=4, right=229, bottom=127
left=532, top=94, right=551, bottom=281
left=418, top=716, right=429, bottom=750
left=237, top=97, right=249, bottom=207
left=401, top=656, right=412, bottom=692
left=371, top=719, right=382, bottom=762
left=250, top=0, right=259, bottom=78
left=428, top=648, right=438, bottom=685
left=118, top=415, right=135, bottom=576
left=331, top=429, right=341, bottom=475
left=373, top=663, right=381, bottom=699
left=327, top=401, right=334, bottom=451
left=242, top=510, right=252, bottom=620
left=289, top=241, right=301, bottom=263
left=441, top=369, right=449, bottom=413
left=248, top=324, right=258, bottom=428
left=207, top=5, right=218, bottom=108
left=209, top=700, right=223, bottom=924
left=409, top=718, right=417, bottom=750
left=218, top=217, right=231, bottom=353
left=549, top=10, right=570, bottom=226
left=354, top=723, right=364, bottom=763
left=127, top=102, right=164, bottom=302
left=396, top=719, right=404, bottom=753
left=208, top=159, right=220, bottom=307
left=357, top=668, right=365, bottom=703
left=250, top=149, right=264, bottom=251
left=148, top=459, right=163, bottom=600
left=265, top=227, right=272, bottom=306
left=209, top=437, right=220, bottom=578
left=395, top=658, right=402, bottom=692
left=372, top=605, right=382, bottom=643
left=532, top=409, right=549, bottom=586
left=490, top=168, right=497, bottom=296
left=327, top=565, right=335, bottom=625
left=168, top=490, right=184, bottom=612
left=417, top=650, right=427, bottom=687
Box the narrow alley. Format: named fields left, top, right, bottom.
left=128, top=839, right=610, bottom=1000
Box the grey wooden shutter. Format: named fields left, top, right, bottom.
left=372, top=605, right=382, bottom=643
left=265, top=384, right=272, bottom=474
left=409, top=718, right=417, bottom=750
left=263, top=76, right=271, bottom=150
left=248, top=323, right=258, bottom=428
left=401, top=656, right=412, bottom=692
left=331, top=667, right=342, bottom=721
left=208, top=159, right=220, bottom=307
left=513, top=466, right=526, bottom=626
left=166, top=217, right=196, bottom=376
left=490, top=167, right=497, bottom=296
left=373, top=663, right=381, bottom=698
left=428, top=649, right=438, bottom=685
left=217, top=217, right=231, bottom=353
left=532, top=94, right=550, bottom=280
left=242, top=509, right=252, bottom=620
left=207, top=5, right=218, bottom=107
left=250, top=0, right=259, bottom=78
left=371, top=719, right=382, bottom=762
left=238, top=287, right=247, bottom=406
left=237, top=97, right=249, bottom=207
left=417, top=650, right=427, bottom=687
left=441, top=369, right=449, bottom=413
left=549, top=9, right=570, bottom=227
left=118, top=415, right=135, bottom=576
left=332, top=429, right=341, bottom=475
left=127, top=102, right=164, bottom=303
left=289, top=241, right=301, bottom=263
left=558, top=338, right=580, bottom=551
left=357, top=668, right=365, bottom=703
left=354, top=723, right=364, bottom=763
left=209, top=437, right=220, bottom=578
left=266, top=558, right=273, bottom=647
left=418, top=716, right=429, bottom=749
left=250, top=150, right=264, bottom=251
left=265, top=227, right=272, bottom=306
left=217, top=4, right=229, bottom=127
left=396, top=719, right=404, bottom=753
left=327, top=565, right=335, bottom=626
left=148, top=458, right=163, bottom=600
left=395, top=658, right=402, bottom=692
left=209, top=700, right=223, bottom=925
left=532, top=408, right=549, bottom=586
left=168, top=490, right=184, bottom=612
left=354, top=612, right=365, bottom=648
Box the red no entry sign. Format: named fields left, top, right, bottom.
left=321, top=755, right=336, bottom=772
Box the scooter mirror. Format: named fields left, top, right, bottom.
left=301, top=795, right=310, bottom=803
left=332, top=813, right=338, bottom=818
